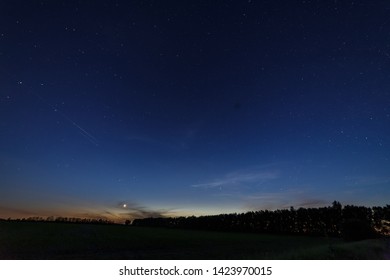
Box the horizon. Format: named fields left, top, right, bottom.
left=1, top=200, right=388, bottom=224
left=1, top=1, right=390, bottom=222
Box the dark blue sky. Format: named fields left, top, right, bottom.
left=1, top=0, right=390, bottom=221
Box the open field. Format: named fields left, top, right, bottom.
left=0, top=221, right=388, bottom=259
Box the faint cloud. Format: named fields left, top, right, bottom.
left=0, top=206, right=38, bottom=218
left=103, top=200, right=172, bottom=221
left=192, top=168, right=279, bottom=189
left=242, top=189, right=328, bottom=211
left=344, top=175, right=390, bottom=187
left=295, top=198, right=328, bottom=208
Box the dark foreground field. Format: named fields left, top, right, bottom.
left=0, top=221, right=388, bottom=259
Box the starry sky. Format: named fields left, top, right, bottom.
left=1, top=0, right=390, bottom=222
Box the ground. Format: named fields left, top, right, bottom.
left=0, top=221, right=388, bottom=259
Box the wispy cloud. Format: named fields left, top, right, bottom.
left=192, top=168, right=279, bottom=189
left=343, top=175, right=390, bottom=187
left=0, top=206, right=38, bottom=217
left=111, top=201, right=172, bottom=220
left=241, top=189, right=329, bottom=211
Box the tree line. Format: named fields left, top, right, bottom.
left=132, top=202, right=390, bottom=241
left=2, top=216, right=115, bottom=225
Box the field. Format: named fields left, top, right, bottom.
left=0, top=221, right=388, bottom=259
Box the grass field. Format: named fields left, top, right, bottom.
left=0, top=221, right=388, bottom=259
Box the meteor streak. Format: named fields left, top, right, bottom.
left=35, top=94, right=99, bottom=146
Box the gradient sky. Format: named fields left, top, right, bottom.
left=1, top=0, right=390, bottom=222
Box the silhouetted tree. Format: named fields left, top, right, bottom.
left=341, top=205, right=376, bottom=241
left=132, top=201, right=389, bottom=239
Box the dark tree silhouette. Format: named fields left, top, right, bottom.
left=133, top=202, right=389, bottom=239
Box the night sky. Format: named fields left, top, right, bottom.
left=1, top=0, right=390, bottom=222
